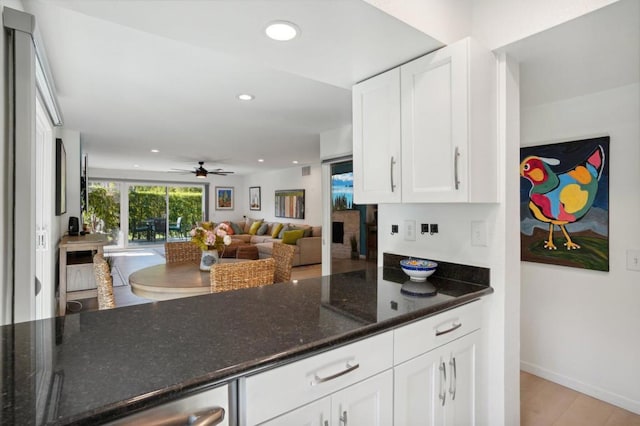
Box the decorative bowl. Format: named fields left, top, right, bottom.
left=400, top=258, right=438, bottom=282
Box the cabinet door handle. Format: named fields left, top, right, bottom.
left=435, top=322, right=462, bottom=336
left=454, top=146, right=460, bottom=190
left=311, top=362, right=360, bottom=386
left=449, top=356, right=457, bottom=401
left=390, top=156, right=397, bottom=192
left=439, top=361, right=447, bottom=406
left=340, top=410, right=348, bottom=425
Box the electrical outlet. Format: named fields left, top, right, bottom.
left=391, top=224, right=398, bottom=235
left=404, top=220, right=416, bottom=241
left=421, top=223, right=429, bottom=234
left=627, top=250, right=640, bottom=271
left=429, top=224, right=438, bottom=235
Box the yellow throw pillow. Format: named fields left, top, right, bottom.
left=282, top=229, right=304, bottom=245
left=249, top=220, right=263, bottom=235
left=271, top=223, right=283, bottom=238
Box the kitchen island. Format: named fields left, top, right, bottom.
left=1, top=255, right=491, bottom=425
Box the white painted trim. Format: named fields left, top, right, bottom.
left=521, top=361, right=640, bottom=415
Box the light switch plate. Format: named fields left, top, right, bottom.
left=471, top=221, right=487, bottom=247
left=404, top=220, right=416, bottom=241
left=627, top=250, right=640, bottom=271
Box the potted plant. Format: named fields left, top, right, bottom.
left=350, top=234, right=359, bottom=260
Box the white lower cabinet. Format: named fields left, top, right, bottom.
left=261, top=370, right=393, bottom=426
left=242, top=331, right=393, bottom=425
left=394, top=330, right=479, bottom=426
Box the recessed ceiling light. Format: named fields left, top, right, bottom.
left=150, top=149, right=159, bottom=153
left=258, top=158, right=265, bottom=162
left=238, top=94, right=254, bottom=101
left=265, top=21, right=299, bottom=41
left=292, top=160, right=299, bottom=164
left=133, top=164, right=140, bottom=168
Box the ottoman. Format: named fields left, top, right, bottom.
left=236, top=245, right=259, bottom=260
left=221, top=240, right=246, bottom=258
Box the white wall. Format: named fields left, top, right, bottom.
left=88, top=167, right=244, bottom=223
left=57, top=129, right=80, bottom=236
left=320, top=124, right=352, bottom=160
left=89, top=165, right=322, bottom=226
left=244, top=164, right=323, bottom=226
left=520, top=83, right=640, bottom=413
left=471, top=0, right=620, bottom=49
left=363, top=0, right=471, bottom=45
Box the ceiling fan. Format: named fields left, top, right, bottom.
left=171, top=161, right=234, bottom=179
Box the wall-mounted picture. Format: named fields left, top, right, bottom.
left=55, top=138, right=67, bottom=216
left=249, top=186, right=261, bottom=211
left=275, top=189, right=305, bottom=219
left=520, top=136, right=609, bottom=271
left=215, top=186, right=234, bottom=210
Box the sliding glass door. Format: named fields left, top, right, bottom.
left=85, top=181, right=122, bottom=246
left=128, top=185, right=168, bottom=245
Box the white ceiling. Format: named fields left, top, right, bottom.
left=502, top=0, right=639, bottom=108
left=24, top=0, right=443, bottom=176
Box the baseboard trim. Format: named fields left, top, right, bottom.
left=520, top=361, right=640, bottom=415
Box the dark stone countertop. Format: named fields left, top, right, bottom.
left=1, top=259, right=492, bottom=425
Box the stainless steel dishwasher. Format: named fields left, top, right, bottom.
left=108, top=382, right=234, bottom=426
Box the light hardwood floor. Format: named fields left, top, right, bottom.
left=521, top=371, right=640, bottom=426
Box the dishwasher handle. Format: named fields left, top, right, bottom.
left=189, top=407, right=225, bottom=426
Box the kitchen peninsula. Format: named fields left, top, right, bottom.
left=1, top=255, right=492, bottom=425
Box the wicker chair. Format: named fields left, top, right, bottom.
left=272, top=242, right=295, bottom=283
left=165, top=241, right=201, bottom=264
left=93, top=254, right=116, bottom=310
left=210, top=258, right=276, bottom=293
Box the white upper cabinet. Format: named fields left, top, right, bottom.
left=353, top=37, right=497, bottom=204
left=352, top=67, right=401, bottom=204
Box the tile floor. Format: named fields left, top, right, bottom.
left=68, top=248, right=640, bottom=425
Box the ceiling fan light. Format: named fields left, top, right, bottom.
left=195, top=170, right=207, bottom=178
left=265, top=21, right=299, bottom=41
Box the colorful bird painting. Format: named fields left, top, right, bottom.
left=520, top=145, right=605, bottom=250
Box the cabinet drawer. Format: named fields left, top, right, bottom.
left=242, top=331, right=393, bottom=426
left=394, top=300, right=482, bottom=365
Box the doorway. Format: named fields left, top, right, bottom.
left=329, top=160, right=377, bottom=274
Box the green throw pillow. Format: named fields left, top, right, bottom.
left=271, top=223, right=283, bottom=238
left=256, top=222, right=269, bottom=235
left=282, top=229, right=304, bottom=245
left=278, top=225, right=291, bottom=239
left=249, top=220, right=263, bottom=235
left=230, top=222, right=244, bottom=235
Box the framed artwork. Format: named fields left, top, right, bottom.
left=520, top=136, right=609, bottom=271
left=55, top=138, right=67, bottom=216
left=215, top=186, right=234, bottom=210
left=249, top=186, right=261, bottom=211
left=275, top=189, right=305, bottom=219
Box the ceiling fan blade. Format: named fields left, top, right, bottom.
left=211, top=171, right=234, bottom=175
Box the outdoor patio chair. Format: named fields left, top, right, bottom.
left=210, top=258, right=275, bottom=293
left=153, top=218, right=167, bottom=241
left=132, top=220, right=153, bottom=241
left=169, top=216, right=183, bottom=238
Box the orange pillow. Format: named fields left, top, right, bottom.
left=222, top=221, right=234, bottom=235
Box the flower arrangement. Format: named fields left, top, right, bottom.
left=190, top=221, right=232, bottom=253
